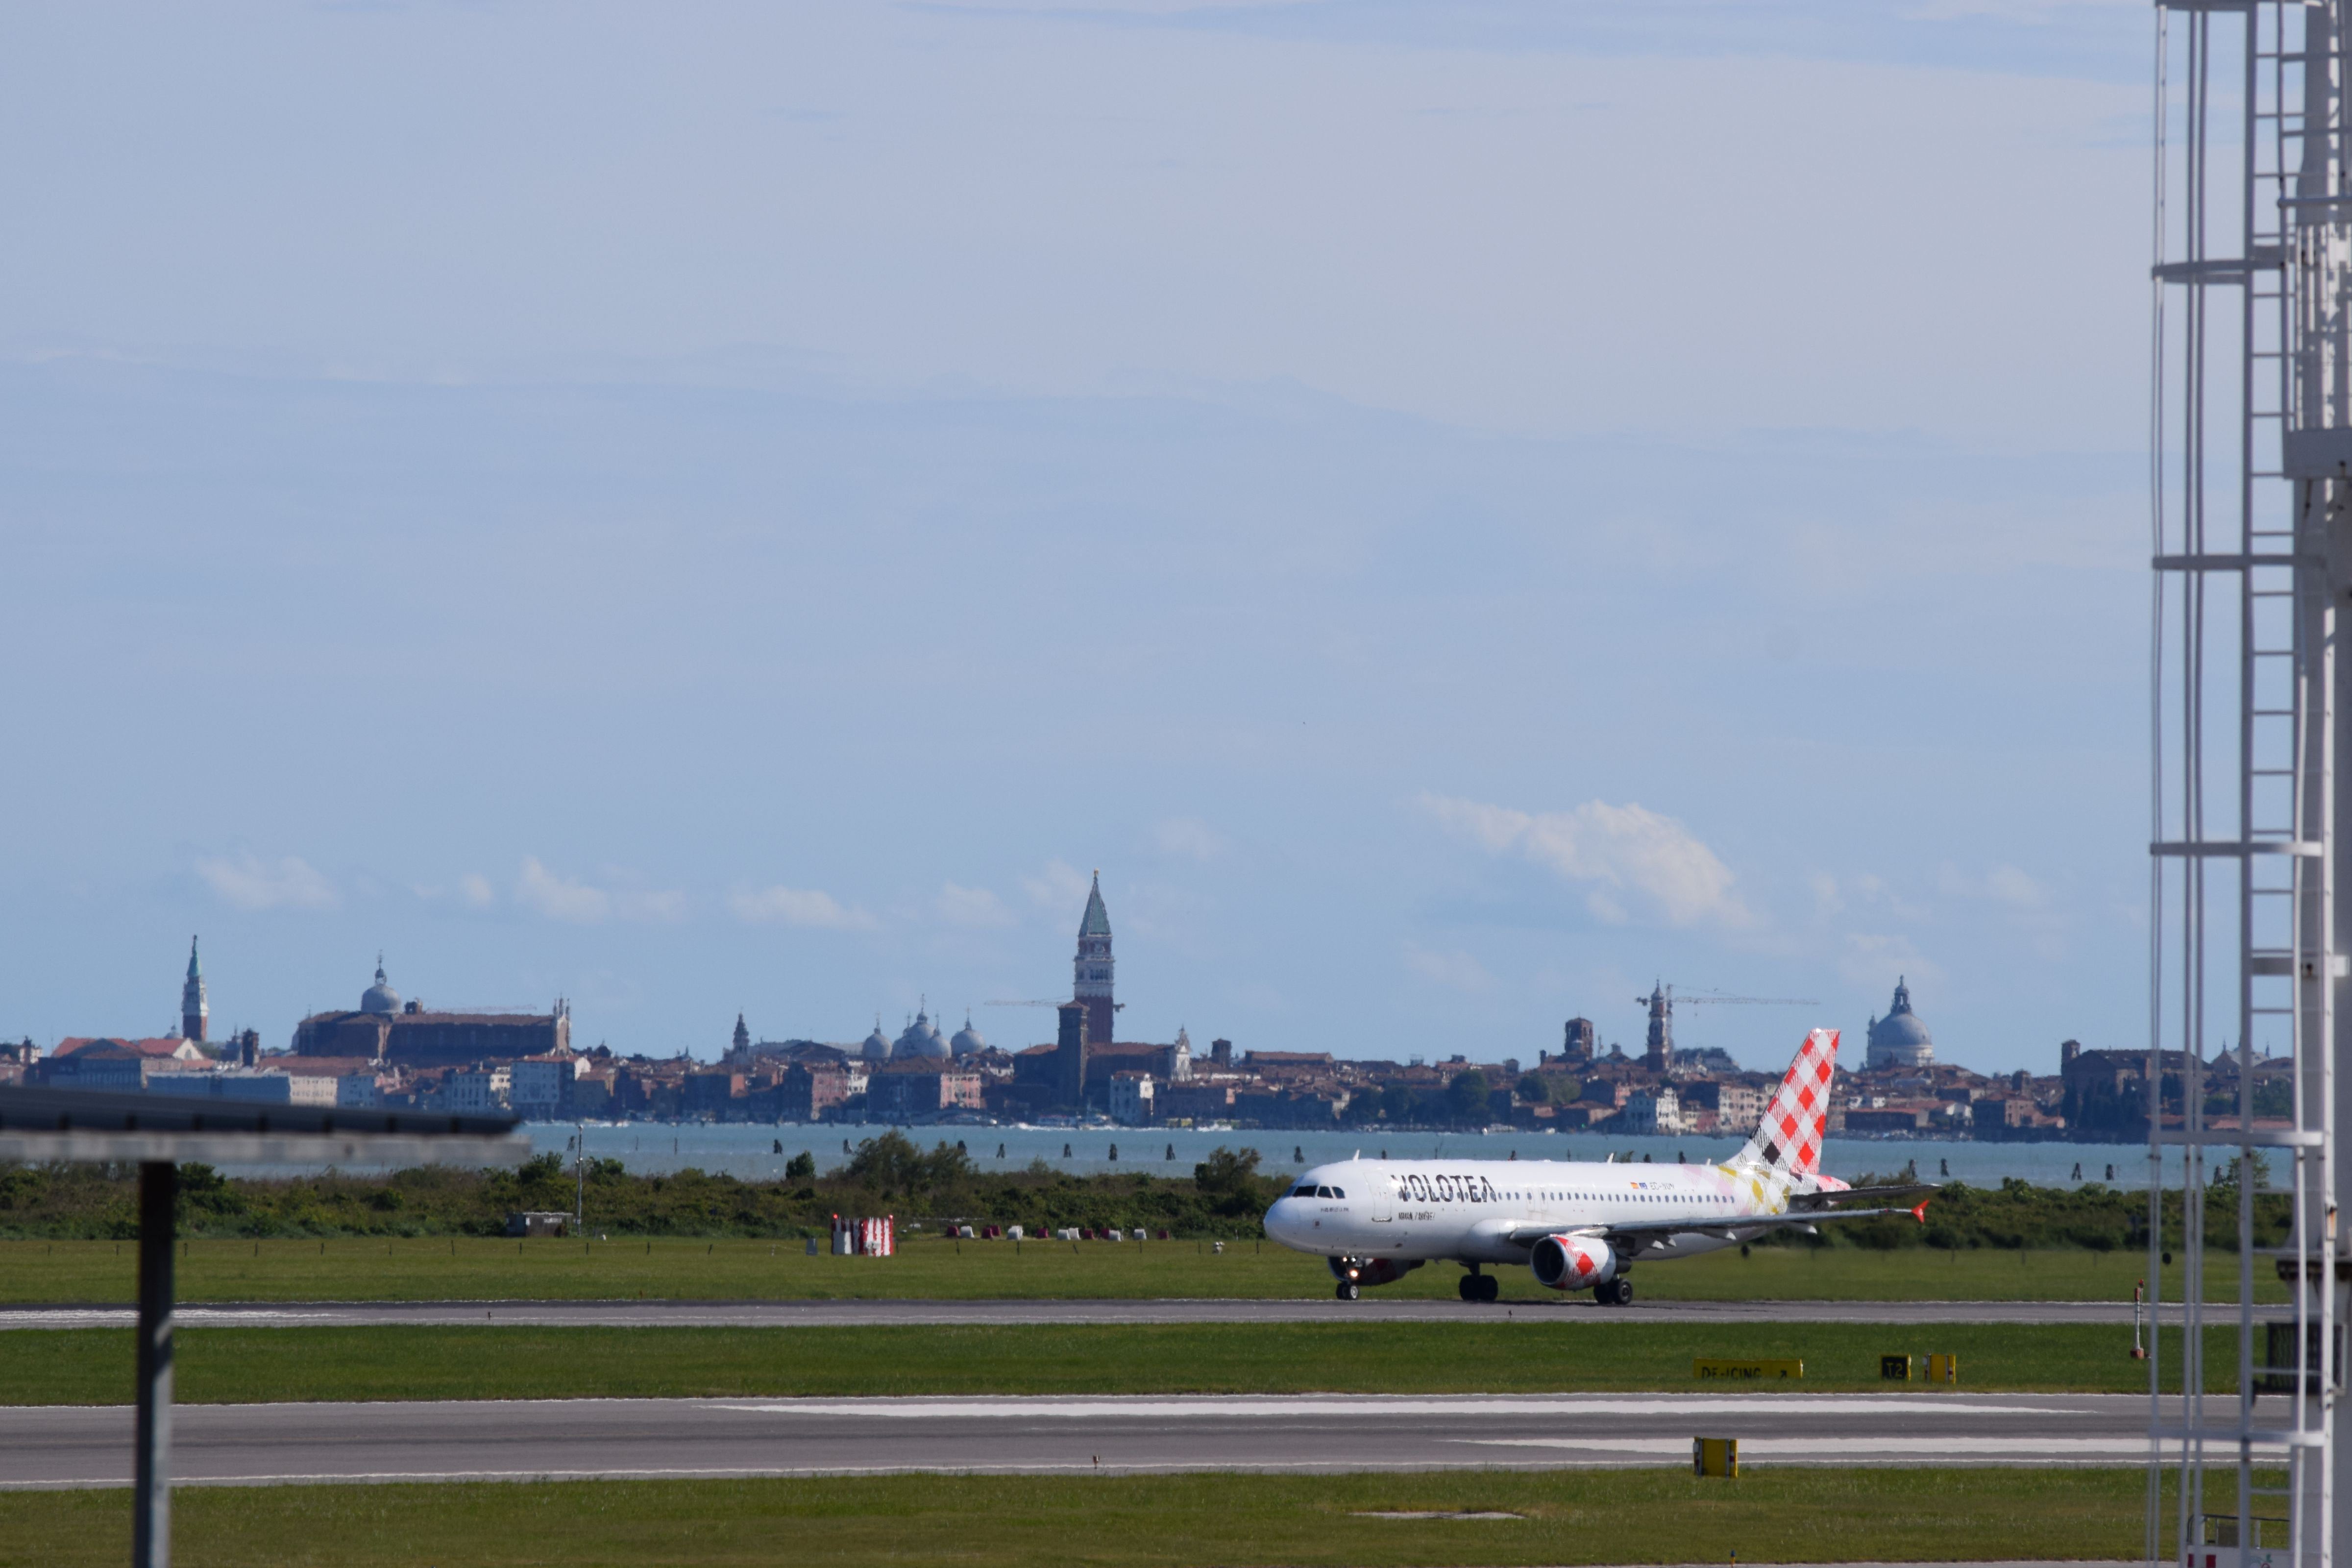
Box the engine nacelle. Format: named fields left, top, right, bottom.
left=1329, top=1256, right=1423, bottom=1288
left=1530, top=1234, right=1617, bottom=1291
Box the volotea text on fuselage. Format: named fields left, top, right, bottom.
left=1261, top=1029, right=1936, bottom=1304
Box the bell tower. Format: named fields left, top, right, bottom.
left=1640, top=983, right=1671, bottom=1072
left=181, top=936, right=208, bottom=1043
left=1074, top=871, right=1115, bottom=1046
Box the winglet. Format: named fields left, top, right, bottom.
left=1911, top=1199, right=1931, bottom=1224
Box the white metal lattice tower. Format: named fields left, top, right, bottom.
left=2153, top=3, right=2346, bottom=1565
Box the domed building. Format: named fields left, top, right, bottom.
left=860, top=1020, right=894, bottom=1063
left=294, top=957, right=568, bottom=1065
left=895, top=1004, right=950, bottom=1061
left=950, top=1013, right=986, bottom=1058
left=1865, top=977, right=1935, bottom=1070
left=361, top=956, right=402, bottom=1016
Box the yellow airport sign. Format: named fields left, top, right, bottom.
left=1692, top=1358, right=1804, bottom=1380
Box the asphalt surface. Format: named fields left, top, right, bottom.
left=0, top=1298, right=2179, bottom=1329
left=0, top=1392, right=2203, bottom=1489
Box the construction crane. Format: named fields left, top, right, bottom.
left=1674, top=991, right=1819, bottom=1008
left=1634, top=984, right=1819, bottom=1066
left=1636, top=984, right=1819, bottom=1011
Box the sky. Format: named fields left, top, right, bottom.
left=0, top=0, right=2156, bottom=1075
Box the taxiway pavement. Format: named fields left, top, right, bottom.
left=0, top=1391, right=2188, bottom=1489
left=0, top=1298, right=2172, bottom=1330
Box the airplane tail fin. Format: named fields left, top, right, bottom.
left=1734, top=1028, right=1839, bottom=1177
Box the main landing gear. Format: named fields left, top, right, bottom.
left=1457, top=1270, right=1500, bottom=1303
left=1593, top=1276, right=1634, bottom=1307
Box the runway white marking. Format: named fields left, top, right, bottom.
left=1354, top=1511, right=1525, bottom=1519
left=0, top=1309, right=337, bottom=1327
left=1461, top=1437, right=2193, bottom=1456
left=0, top=1458, right=1819, bottom=1491
left=715, top=1395, right=2079, bottom=1419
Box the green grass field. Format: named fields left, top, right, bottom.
left=0, top=1320, right=2224, bottom=1404
left=0, top=1233, right=2272, bottom=1303
left=0, top=1469, right=2176, bottom=1568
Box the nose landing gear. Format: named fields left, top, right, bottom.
left=1336, top=1281, right=1360, bottom=1300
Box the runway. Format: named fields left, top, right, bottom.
left=0, top=1297, right=2174, bottom=1330
left=0, top=1392, right=2194, bottom=1489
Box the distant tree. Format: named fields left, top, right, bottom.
left=833, top=1131, right=975, bottom=1192
left=1192, top=1145, right=1273, bottom=1219
left=1192, top=1145, right=1262, bottom=1195
left=783, top=1152, right=816, bottom=1182
left=1446, top=1070, right=1491, bottom=1126
left=1516, top=1075, right=1549, bottom=1103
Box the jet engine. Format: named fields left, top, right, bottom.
left=1329, top=1256, right=1423, bottom=1288
left=1530, top=1234, right=1617, bottom=1291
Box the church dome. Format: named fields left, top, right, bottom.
left=1865, top=977, right=1934, bottom=1068
left=361, top=958, right=401, bottom=1016
left=861, top=1024, right=893, bottom=1062
left=951, top=1015, right=986, bottom=1057
left=897, top=1007, right=951, bottom=1060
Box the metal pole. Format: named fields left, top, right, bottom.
left=133, top=1160, right=174, bottom=1568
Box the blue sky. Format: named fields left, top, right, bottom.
left=0, top=1, right=2151, bottom=1073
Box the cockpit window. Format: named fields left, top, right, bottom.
left=1290, top=1185, right=1315, bottom=1198
left=1330, top=1187, right=1345, bottom=1199
left=1314, top=1185, right=1333, bottom=1198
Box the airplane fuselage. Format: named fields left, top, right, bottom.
left=1262, top=1156, right=1832, bottom=1267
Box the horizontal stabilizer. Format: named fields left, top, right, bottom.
left=1788, top=1182, right=1940, bottom=1211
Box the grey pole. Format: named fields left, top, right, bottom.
left=133, top=1161, right=174, bottom=1568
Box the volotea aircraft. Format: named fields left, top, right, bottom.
left=1262, top=1028, right=1935, bottom=1302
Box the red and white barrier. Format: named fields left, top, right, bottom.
left=831, top=1214, right=896, bottom=1256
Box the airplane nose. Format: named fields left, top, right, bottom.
left=1263, top=1199, right=1296, bottom=1242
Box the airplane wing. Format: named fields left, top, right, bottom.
left=1498, top=1200, right=1932, bottom=1250
left=1789, top=1182, right=1940, bottom=1211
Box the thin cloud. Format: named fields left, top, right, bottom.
left=515, top=858, right=684, bottom=924
left=1022, top=858, right=1093, bottom=911
left=1153, top=818, right=1225, bottom=861
left=1418, top=792, right=1749, bottom=929
left=1402, top=942, right=1495, bottom=994
left=195, top=854, right=337, bottom=912
left=1937, top=861, right=2067, bottom=957
left=936, top=882, right=1017, bottom=929
left=728, top=883, right=877, bottom=931
left=1838, top=933, right=1944, bottom=992
left=515, top=858, right=610, bottom=923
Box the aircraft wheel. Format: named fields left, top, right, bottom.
left=1458, top=1274, right=1480, bottom=1302
left=1476, top=1274, right=1501, bottom=1302
left=1337, top=1281, right=1360, bottom=1301
left=1611, top=1278, right=1635, bottom=1306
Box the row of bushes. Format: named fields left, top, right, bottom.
left=1770, top=1168, right=2293, bottom=1254
left=0, top=1138, right=2298, bottom=1249
left=0, top=1137, right=1290, bottom=1241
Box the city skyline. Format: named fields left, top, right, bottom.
left=17, top=908, right=2030, bottom=1083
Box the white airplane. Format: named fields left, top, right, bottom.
left=1262, top=1028, right=1936, bottom=1303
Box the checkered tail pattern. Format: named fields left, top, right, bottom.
left=1737, top=1028, right=1839, bottom=1176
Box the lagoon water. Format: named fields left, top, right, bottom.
left=235, top=1120, right=2171, bottom=1190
